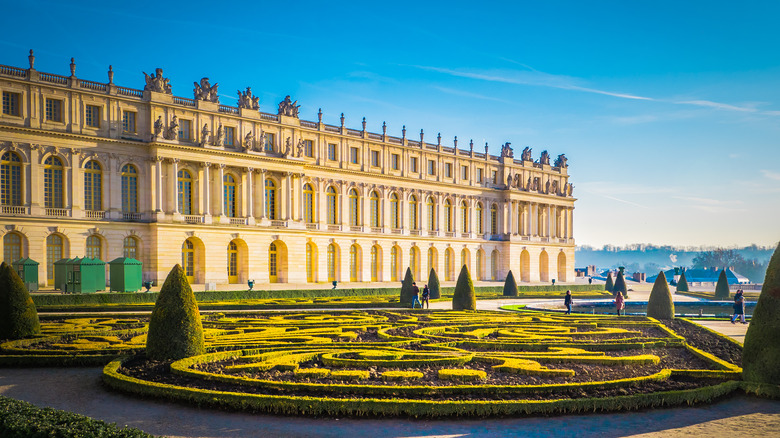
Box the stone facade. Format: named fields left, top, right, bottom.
left=0, top=53, right=575, bottom=288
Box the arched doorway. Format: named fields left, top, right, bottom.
left=327, top=243, right=340, bottom=282
left=306, top=242, right=317, bottom=283
left=460, top=248, right=471, bottom=274
left=181, top=238, right=204, bottom=284
left=427, top=247, right=438, bottom=278
left=390, top=245, right=401, bottom=281
left=227, top=239, right=248, bottom=284
left=349, top=244, right=362, bottom=282
left=409, top=246, right=420, bottom=280
left=491, top=249, right=499, bottom=280
left=520, top=249, right=531, bottom=283
left=444, top=248, right=454, bottom=281
left=476, top=249, right=484, bottom=280
left=268, top=240, right=288, bottom=283
left=557, top=251, right=567, bottom=282
left=539, top=250, right=549, bottom=282
left=370, top=245, right=381, bottom=282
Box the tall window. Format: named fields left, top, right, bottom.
left=46, top=234, right=63, bottom=285
left=444, top=249, right=452, bottom=281
left=44, top=156, right=64, bottom=208
left=371, top=246, right=379, bottom=282
left=0, top=152, right=22, bottom=206
left=3, top=232, right=22, bottom=263
left=327, top=243, right=337, bottom=281
left=227, top=241, right=238, bottom=283
left=326, top=186, right=337, bottom=225
left=350, top=147, right=359, bottom=164
left=177, top=169, right=193, bottom=215
left=86, top=235, right=101, bottom=260
left=328, top=143, right=337, bottom=161
left=269, top=243, right=278, bottom=283
left=225, top=126, right=235, bottom=146
left=223, top=174, right=237, bottom=217
left=476, top=202, right=484, bottom=234
left=85, top=105, right=100, bottom=128
left=182, top=240, right=195, bottom=282
left=444, top=199, right=453, bottom=232
left=389, top=193, right=399, bottom=229
left=179, top=119, right=191, bottom=140
left=491, top=250, right=499, bottom=281
left=461, top=201, right=469, bottom=232
left=426, top=197, right=436, bottom=231
left=348, top=188, right=360, bottom=226
left=391, top=246, right=399, bottom=281
left=409, top=195, right=418, bottom=230
left=476, top=251, right=483, bottom=280
left=427, top=159, right=436, bottom=175
left=391, top=154, right=399, bottom=170
left=45, top=99, right=62, bottom=122
left=122, top=111, right=136, bottom=133
left=123, top=237, right=138, bottom=259
left=461, top=249, right=468, bottom=271
left=369, top=191, right=380, bottom=227
left=2, top=92, right=21, bottom=116
left=264, top=133, right=275, bottom=152
left=304, top=140, right=313, bottom=157
left=121, top=164, right=138, bottom=213
left=371, top=150, right=380, bottom=167
left=410, top=157, right=418, bottom=173
left=349, top=244, right=359, bottom=282
left=427, top=248, right=435, bottom=274
left=265, top=179, right=277, bottom=219
left=410, top=247, right=418, bottom=277
left=490, top=204, right=498, bottom=235
left=303, top=183, right=314, bottom=223
left=306, top=242, right=314, bottom=282
left=84, top=160, right=102, bottom=211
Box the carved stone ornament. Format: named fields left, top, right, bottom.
left=500, top=142, right=514, bottom=158
left=193, top=77, right=219, bottom=103
left=244, top=131, right=254, bottom=152
left=296, top=138, right=305, bottom=158
left=213, top=123, right=224, bottom=147
left=200, top=124, right=210, bottom=147
left=152, top=116, right=164, bottom=139
left=539, top=150, right=550, bottom=165
left=164, top=115, right=179, bottom=140
left=142, top=68, right=172, bottom=94
left=277, top=95, right=300, bottom=118
left=237, top=87, right=260, bottom=110
left=521, top=147, right=533, bottom=161
left=554, top=153, right=568, bottom=168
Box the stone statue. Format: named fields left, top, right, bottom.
left=540, top=150, right=550, bottom=165
left=153, top=116, right=163, bottom=139
left=164, top=115, right=179, bottom=140
left=521, top=147, right=533, bottom=161
left=244, top=131, right=254, bottom=151
left=469, top=139, right=474, bottom=154
left=554, top=153, right=568, bottom=168
left=193, top=77, right=219, bottom=103
left=551, top=180, right=559, bottom=195
left=278, top=95, right=300, bottom=118
left=515, top=173, right=523, bottom=189
left=507, top=175, right=513, bottom=187
left=568, top=183, right=574, bottom=196
left=259, top=132, right=267, bottom=152
left=296, top=138, right=305, bottom=158
left=545, top=180, right=551, bottom=194
left=237, top=87, right=260, bottom=110
left=200, top=124, right=210, bottom=146
left=527, top=176, right=532, bottom=191
left=532, top=177, right=540, bottom=192
left=142, top=68, right=171, bottom=94
left=500, top=142, right=514, bottom=158
left=284, top=137, right=292, bottom=156
left=213, top=123, right=224, bottom=147
left=484, top=142, right=489, bottom=156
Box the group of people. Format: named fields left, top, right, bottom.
left=564, top=289, right=626, bottom=316
left=411, top=282, right=430, bottom=309
left=731, top=289, right=747, bottom=324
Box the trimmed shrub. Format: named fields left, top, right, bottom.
left=400, top=267, right=415, bottom=305
left=604, top=272, right=614, bottom=292
left=452, top=265, right=476, bottom=310
left=714, top=269, right=730, bottom=299
left=647, top=271, right=675, bottom=320
left=428, top=268, right=441, bottom=299
left=743, top=242, right=780, bottom=384
left=146, top=264, right=205, bottom=360
left=677, top=269, right=689, bottom=293
left=0, top=261, right=40, bottom=339
left=503, top=270, right=518, bottom=297
left=613, top=271, right=628, bottom=298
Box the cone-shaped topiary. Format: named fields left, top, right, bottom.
left=714, top=269, right=730, bottom=299
left=604, top=272, right=614, bottom=292
left=146, top=264, right=205, bottom=360
left=647, top=271, right=675, bottom=320
left=676, top=269, right=689, bottom=293
left=0, top=261, right=40, bottom=339
left=400, top=267, right=415, bottom=305
left=428, top=268, right=441, bottom=299
left=452, top=265, right=476, bottom=310
left=503, top=270, right=518, bottom=297
left=614, top=270, right=628, bottom=298
left=743, top=242, right=780, bottom=384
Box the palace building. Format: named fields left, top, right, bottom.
left=0, top=51, right=575, bottom=288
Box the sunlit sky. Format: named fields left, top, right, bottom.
left=3, top=1, right=778, bottom=247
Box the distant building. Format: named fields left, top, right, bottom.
left=647, top=267, right=750, bottom=286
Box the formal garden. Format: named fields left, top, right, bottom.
left=1, top=243, right=779, bottom=436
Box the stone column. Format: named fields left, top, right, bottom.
left=284, top=172, right=293, bottom=221
left=245, top=167, right=255, bottom=225
left=169, top=158, right=179, bottom=215
left=153, top=157, right=163, bottom=213
left=258, top=169, right=267, bottom=222
left=216, top=164, right=226, bottom=221
left=202, top=163, right=211, bottom=216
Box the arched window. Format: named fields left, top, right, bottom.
left=427, top=197, right=436, bottom=231
left=461, top=249, right=469, bottom=272
left=410, top=247, right=418, bottom=277
left=86, top=235, right=101, bottom=260
left=264, top=179, right=277, bottom=220
left=370, top=245, right=379, bottom=282
left=476, top=250, right=483, bottom=280
left=177, top=169, right=193, bottom=215
left=182, top=240, right=195, bottom=282
left=391, top=246, right=399, bottom=281
left=476, top=202, right=484, bottom=234
left=44, top=156, right=64, bottom=208
left=224, top=174, right=237, bottom=217
left=444, top=199, right=453, bottom=232
left=3, top=232, right=22, bottom=263
left=427, top=247, right=436, bottom=274
left=121, top=164, right=138, bottom=213
left=460, top=201, right=469, bottom=232
left=84, top=160, right=102, bottom=211
left=327, top=243, right=337, bottom=282
left=491, top=249, right=499, bottom=280
left=349, top=244, right=359, bottom=282
left=227, top=241, right=238, bottom=283
left=123, top=236, right=138, bottom=259
left=46, top=234, right=63, bottom=285
left=490, top=203, right=498, bottom=235
left=306, top=242, right=314, bottom=282
left=389, top=193, right=399, bottom=229
left=444, top=249, right=452, bottom=281
left=369, top=191, right=380, bottom=228
left=326, top=186, right=338, bottom=225
left=269, top=242, right=278, bottom=283
left=0, top=152, right=22, bottom=206
left=349, top=188, right=360, bottom=226
left=303, top=183, right=314, bottom=223
left=409, top=195, right=419, bottom=230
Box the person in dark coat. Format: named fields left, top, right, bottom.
left=731, top=289, right=747, bottom=324
left=564, top=290, right=572, bottom=315
left=411, top=282, right=422, bottom=309
left=421, top=284, right=430, bottom=309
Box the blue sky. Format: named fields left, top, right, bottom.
left=3, top=0, right=778, bottom=247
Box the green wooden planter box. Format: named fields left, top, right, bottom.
left=109, top=257, right=142, bottom=292
left=12, top=257, right=39, bottom=291
left=53, top=258, right=76, bottom=292
left=67, top=257, right=106, bottom=294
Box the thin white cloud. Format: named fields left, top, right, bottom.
left=676, top=100, right=757, bottom=113
left=432, top=86, right=513, bottom=104
left=761, top=170, right=780, bottom=181
left=672, top=196, right=736, bottom=206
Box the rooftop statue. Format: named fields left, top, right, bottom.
left=213, top=123, right=224, bottom=147
left=143, top=68, right=172, bottom=94
left=193, top=77, right=219, bottom=103
left=238, top=87, right=260, bottom=110
left=278, top=95, right=300, bottom=118
left=244, top=131, right=254, bottom=152
left=153, top=116, right=164, bottom=139
left=164, top=115, right=179, bottom=140
left=500, top=142, right=514, bottom=158
left=554, top=153, right=568, bottom=168
left=200, top=124, right=209, bottom=147
left=539, top=150, right=550, bottom=165
left=521, top=147, right=532, bottom=162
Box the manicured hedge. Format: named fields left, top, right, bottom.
left=743, top=242, right=780, bottom=385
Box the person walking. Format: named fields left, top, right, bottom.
left=731, top=289, right=747, bottom=324
left=411, top=282, right=422, bottom=309
left=421, top=284, right=430, bottom=309
left=564, top=290, right=572, bottom=315
left=615, top=290, right=625, bottom=316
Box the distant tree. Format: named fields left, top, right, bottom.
left=692, top=248, right=768, bottom=283
left=503, top=270, right=518, bottom=297
left=614, top=270, right=628, bottom=298
left=428, top=268, right=441, bottom=299
left=714, top=269, right=730, bottom=299
left=743, top=242, right=780, bottom=384
left=676, top=269, right=689, bottom=292
left=452, top=265, right=476, bottom=311
left=400, top=267, right=415, bottom=305
left=604, top=272, right=614, bottom=293
left=647, top=271, right=674, bottom=320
